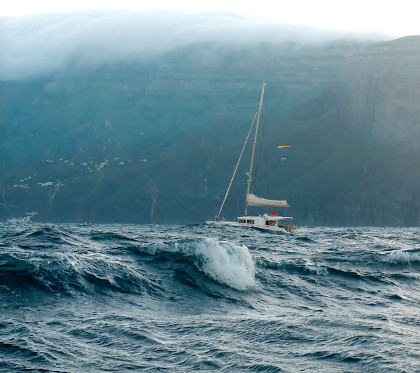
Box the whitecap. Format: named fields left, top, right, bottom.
left=303, top=259, right=328, bottom=275
left=382, top=250, right=420, bottom=264
left=192, top=238, right=256, bottom=291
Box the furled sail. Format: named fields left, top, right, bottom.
left=246, top=193, right=289, bottom=208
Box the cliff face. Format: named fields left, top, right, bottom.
left=349, top=71, right=420, bottom=150
left=1, top=36, right=419, bottom=225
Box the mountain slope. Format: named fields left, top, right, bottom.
left=1, top=36, right=419, bottom=225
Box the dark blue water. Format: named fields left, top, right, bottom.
left=1, top=218, right=419, bottom=372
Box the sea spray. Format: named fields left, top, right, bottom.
left=382, top=250, right=420, bottom=264
left=175, top=238, right=255, bottom=290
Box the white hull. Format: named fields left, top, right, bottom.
left=206, top=219, right=292, bottom=232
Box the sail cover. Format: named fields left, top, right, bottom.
left=246, top=193, right=289, bottom=208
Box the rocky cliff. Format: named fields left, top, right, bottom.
left=1, top=36, right=419, bottom=225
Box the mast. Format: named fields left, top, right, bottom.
left=244, top=82, right=266, bottom=216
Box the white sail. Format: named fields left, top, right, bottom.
left=246, top=193, right=289, bottom=208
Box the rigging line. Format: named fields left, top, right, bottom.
left=262, top=117, right=271, bottom=199
left=252, top=118, right=263, bottom=193
left=215, top=111, right=258, bottom=220
left=252, top=111, right=270, bottom=198
left=244, top=82, right=266, bottom=216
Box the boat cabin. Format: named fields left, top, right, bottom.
left=237, top=214, right=293, bottom=228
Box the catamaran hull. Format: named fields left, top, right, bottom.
left=205, top=220, right=293, bottom=232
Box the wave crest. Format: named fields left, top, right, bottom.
left=382, top=250, right=420, bottom=264
left=194, top=238, right=256, bottom=291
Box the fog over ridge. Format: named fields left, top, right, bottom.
left=0, top=10, right=391, bottom=80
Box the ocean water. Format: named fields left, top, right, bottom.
left=1, top=219, right=419, bottom=372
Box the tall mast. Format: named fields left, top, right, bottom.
left=244, top=82, right=266, bottom=215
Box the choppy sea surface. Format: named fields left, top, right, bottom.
left=0, top=218, right=419, bottom=372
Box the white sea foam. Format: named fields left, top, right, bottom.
left=192, top=238, right=256, bottom=291
left=304, top=259, right=328, bottom=275
left=5, top=212, right=38, bottom=224
left=382, top=250, right=420, bottom=264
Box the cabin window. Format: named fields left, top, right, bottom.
left=246, top=219, right=254, bottom=224
left=239, top=219, right=246, bottom=223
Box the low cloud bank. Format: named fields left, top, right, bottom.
left=0, top=10, right=389, bottom=80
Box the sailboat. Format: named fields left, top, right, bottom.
left=206, top=82, right=294, bottom=232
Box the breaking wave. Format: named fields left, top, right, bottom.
left=187, top=238, right=255, bottom=290
left=0, top=225, right=255, bottom=296
left=381, top=250, right=420, bottom=264
left=0, top=222, right=419, bottom=372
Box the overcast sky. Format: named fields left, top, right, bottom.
left=1, top=1, right=418, bottom=81
left=1, top=0, right=419, bottom=36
